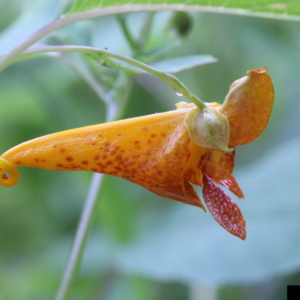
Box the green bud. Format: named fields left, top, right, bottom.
left=167, top=11, right=193, bottom=38
left=184, top=107, right=234, bottom=153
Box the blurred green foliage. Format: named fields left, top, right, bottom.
left=1, top=1, right=300, bottom=300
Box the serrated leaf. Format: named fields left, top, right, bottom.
left=68, top=0, right=300, bottom=22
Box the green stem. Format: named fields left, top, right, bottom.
left=117, top=14, right=137, bottom=51
left=55, top=173, right=104, bottom=300
left=137, top=12, right=155, bottom=50
left=0, top=4, right=297, bottom=73
left=21, top=45, right=207, bottom=110
left=54, top=52, right=136, bottom=300
left=190, top=285, right=218, bottom=300
left=56, top=54, right=109, bottom=104
left=55, top=95, right=119, bottom=300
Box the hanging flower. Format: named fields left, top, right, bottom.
left=0, top=67, right=274, bottom=239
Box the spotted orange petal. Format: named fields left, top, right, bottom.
left=1, top=106, right=209, bottom=210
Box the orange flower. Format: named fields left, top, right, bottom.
left=0, top=67, right=274, bottom=239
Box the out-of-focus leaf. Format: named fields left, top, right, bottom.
left=98, top=176, right=138, bottom=244
left=0, top=0, right=58, bottom=54
left=107, top=55, right=217, bottom=74
left=0, top=0, right=23, bottom=32
left=115, top=138, right=300, bottom=285
left=69, top=0, right=300, bottom=21
left=149, top=55, right=217, bottom=73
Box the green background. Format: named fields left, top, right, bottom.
left=1, top=0, right=300, bottom=299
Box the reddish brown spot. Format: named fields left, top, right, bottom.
left=117, top=133, right=122, bottom=136
left=53, top=145, right=57, bottom=148
left=131, top=168, right=137, bottom=174
left=138, top=161, right=148, bottom=168
left=157, top=170, right=163, bottom=176
left=35, top=159, right=39, bottom=163
left=41, top=159, right=46, bottom=162
left=92, top=142, right=96, bottom=146
left=106, top=160, right=113, bottom=166
left=115, top=155, right=122, bottom=161
left=98, top=133, right=103, bottom=138
left=150, top=134, right=157, bottom=138
left=186, top=152, right=191, bottom=161
left=60, top=148, right=66, bottom=153
left=147, top=139, right=152, bottom=144
left=91, top=168, right=98, bottom=172
left=161, top=132, right=167, bottom=137
left=65, top=156, right=73, bottom=162
left=102, top=155, right=107, bottom=159
left=114, top=166, right=122, bottom=171
left=134, top=140, right=140, bottom=144
left=56, top=164, right=64, bottom=167
left=105, top=143, right=110, bottom=147
left=94, top=155, right=100, bottom=160
left=82, top=161, right=89, bottom=165
left=16, top=161, right=22, bottom=165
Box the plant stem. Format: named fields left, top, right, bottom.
left=190, top=285, right=218, bottom=300
left=55, top=173, right=104, bottom=300
left=137, top=12, right=155, bottom=50
left=117, top=14, right=137, bottom=51
left=54, top=47, right=136, bottom=300
left=56, top=54, right=109, bottom=104
left=21, top=45, right=207, bottom=110
left=0, top=4, right=297, bottom=73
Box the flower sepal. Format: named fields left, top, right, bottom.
left=184, top=106, right=234, bottom=153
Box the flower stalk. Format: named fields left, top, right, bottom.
left=19, top=45, right=207, bottom=110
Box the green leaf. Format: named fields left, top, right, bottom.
left=108, top=54, right=217, bottom=74
left=69, top=0, right=300, bottom=21
left=115, top=138, right=300, bottom=284
left=98, top=176, right=138, bottom=244
left=0, top=0, right=58, bottom=55
left=149, top=55, right=217, bottom=74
